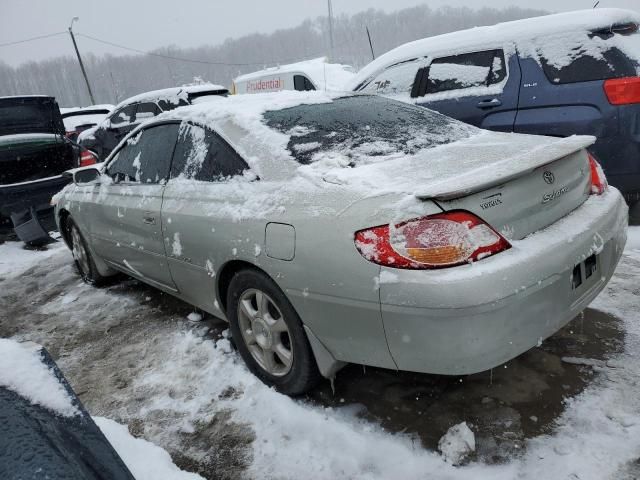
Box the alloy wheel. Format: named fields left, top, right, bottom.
left=237, top=288, right=293, bottom=377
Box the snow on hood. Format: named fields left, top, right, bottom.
left=235, top=57, right=356, bottom=91
left=347, top=8, right=640, bottom=90
left=0, top=339, right=79, bottom=417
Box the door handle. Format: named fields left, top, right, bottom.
left=477, top=98, right=502, bottom=108
left=143, top=213, right=156, bottom=225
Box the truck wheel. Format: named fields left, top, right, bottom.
left=226, top=269, right=321, bottom=395
left=66, top=217, right=108, bottom=286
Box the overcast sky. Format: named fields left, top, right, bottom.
left=1, top=0, right=639, bottom=67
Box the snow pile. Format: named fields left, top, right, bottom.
left=94, top=417, right=203, bottom=480
left=0, top=339, right=78, bottom=417
left=438, top=422, right=476, bottom=465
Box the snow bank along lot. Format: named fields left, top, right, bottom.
left=0, top=227, right=638, bottom=479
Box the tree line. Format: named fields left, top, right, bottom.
left=0, top=5, right=547, bottom=107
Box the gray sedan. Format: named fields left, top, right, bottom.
left=53, top=93, right=627, bottom=395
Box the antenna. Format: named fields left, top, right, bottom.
left=366, top=26, right=375, bottom=60
left=593, top=1, right=600, bottom=7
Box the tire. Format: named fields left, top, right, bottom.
left=226, top=269, right=321, bottom=395
left=65, top=217, right=108, bottom=286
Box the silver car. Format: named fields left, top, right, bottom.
left=53, top=92, right=627, bottom=395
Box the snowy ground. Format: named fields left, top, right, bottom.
left=0, top=227, right=639, bottom=479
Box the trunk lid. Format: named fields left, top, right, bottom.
left=0, top=96, right=65, bottom=136
left=0, top=133, right=76, bottom=186
left=324, top=131, right=594, bottom=240
left=434, top=148, right=592, bottom=240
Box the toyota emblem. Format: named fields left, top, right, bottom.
left=543, top=171, right=555, bottom=184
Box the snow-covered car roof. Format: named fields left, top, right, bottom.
left=148, top=91, right=593, bottom=202
left=348, top=8, right=640, bottom=90
left=113, top=84, right=229, bottom=110
left=235, top=57, right=355, bottom=91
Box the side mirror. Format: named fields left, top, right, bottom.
left=73, top=167, right=101, bottom=184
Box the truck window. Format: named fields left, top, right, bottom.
left=293, top=75, right=316, bottom=91
left=537, top=28, right=639, bottom=84
left=358, top=58, right=425, bottom=96
left=411, top=50, right=506, bottom=97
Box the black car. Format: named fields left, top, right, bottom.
left=79, top=85, right=229, bottom=161
left=0, top=96, right=97, bottom=244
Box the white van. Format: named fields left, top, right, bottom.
left=232, top=57, right=355, bottom=94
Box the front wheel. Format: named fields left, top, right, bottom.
left=226, top=269, right=320, bottom=395
left=66, top=217, right=108, bottom=286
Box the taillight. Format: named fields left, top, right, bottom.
left=355, top=211, right=511, bottom=269
left=588, top=153, right=608, bottom=195
left=79, top=149, right=97, bottom=167
left=604, top=77, right=640, bottom=105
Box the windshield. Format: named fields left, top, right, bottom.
left=263, top=95, right=476, bottom=165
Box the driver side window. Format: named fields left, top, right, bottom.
left=107, top=123, right=179, bottom=184
left=109, top=104, right=137, bottom=127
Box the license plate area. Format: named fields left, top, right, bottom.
left=571, top=253, right=599, bottom=290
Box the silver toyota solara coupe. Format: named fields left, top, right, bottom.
left=53, top=92, right=627, bottom=395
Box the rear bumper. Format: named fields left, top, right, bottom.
left=0, top=175, right=69, bottom=227
left=379, top=188, right=628, bottom=374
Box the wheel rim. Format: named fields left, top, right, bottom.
left=70, top=225, right=90, bottom=277
left=237, top=288, right=293, bottom=377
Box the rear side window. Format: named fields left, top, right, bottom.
left=170, top=123, right=248, bottom=181
left=537, top=28, right=639, bottom=84
left=412, top=50, right=506, bottom=97
left=109, top=105, right=137, bottom=127
left=293, top=75, right=316, bottom=91
left=107, top=123, right=179, bottom=184
left=358, top=58, right=425, bottom=95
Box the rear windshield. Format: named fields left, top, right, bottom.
left=0, top=99, right=62, bottom=136
left=537, top=25, right=640, bottom=84
left=263, top=95, right=475, bottom=165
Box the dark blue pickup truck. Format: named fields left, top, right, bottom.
left=350, top=8, right=640, bottom=220
left=0, top=96, right=98, bottom=244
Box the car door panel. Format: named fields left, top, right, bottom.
left=161, top=122, right=251, bottom=315
left=514, top=57, right=614, bottom=138
left=90, top=123, right=179, bottom=289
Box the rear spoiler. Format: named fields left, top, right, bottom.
left=414, top=135, right=596, bottom=201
